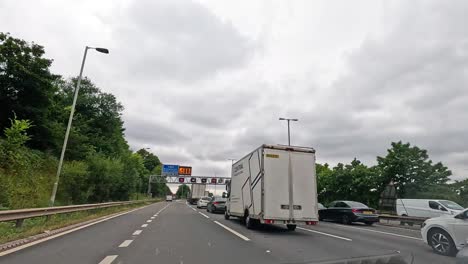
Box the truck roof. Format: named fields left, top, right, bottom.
left=233, top=144, right=315, bottom=166
left=263, top=144, right=315, bottom=153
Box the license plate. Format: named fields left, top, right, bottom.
left=363, top=211, right=372, bottom=215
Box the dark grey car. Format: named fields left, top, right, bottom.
left=207, top=197, right=227, bottom=213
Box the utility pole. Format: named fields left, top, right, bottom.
left=279, top=118, right=298, bottom=146
left=49, top=46, right=109, bottom=207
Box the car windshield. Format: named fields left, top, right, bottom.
left=346, top=202, right=368, bottom=208
left=439, top=200, right=464, bottom=210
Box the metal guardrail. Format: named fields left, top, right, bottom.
left=378, top=214, right=428, bottom=226
left=0, top=200, right=153, bottom=228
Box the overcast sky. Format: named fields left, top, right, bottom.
left=2, top=0, right=467, bottom=191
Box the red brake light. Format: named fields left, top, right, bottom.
left=352, top=208, right=358, bottom=213
left=264, top=219, right=275, bottom=224
left=306, top=221, right=317, bottom=225
left=213, top=201, right=219, bottom=204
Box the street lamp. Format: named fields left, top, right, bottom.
left=279, top=117, right=298, bottom=146
left=49, top=46, right=109, bottom=207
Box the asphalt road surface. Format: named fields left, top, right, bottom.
left=0, top=201, right=455, bottom=264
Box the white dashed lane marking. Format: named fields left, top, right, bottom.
left=297, top=227, right=352, bottom=241
left=118, top=240, right=133, bottom=247
left=132, top=230, right=142, bottom=236
left=213, top=221, right=250, bottom=241
left=98, top=255, right=118, bottom=264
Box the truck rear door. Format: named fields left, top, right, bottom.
left=263, top=147, right=318, bottom=221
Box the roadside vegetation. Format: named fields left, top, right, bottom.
left=0, top=200, right=157, bottom=244
left=0, top=32, right=170, bottom=210
left=317, top=142, right=468, bottom=208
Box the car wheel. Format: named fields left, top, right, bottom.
left=287, top=224, right=296, bottom=231
left=428, top=228, right=457, bottom=256
left=224, top=211, right=230, bottom=220
left=341, top=215, right=351, bottom=225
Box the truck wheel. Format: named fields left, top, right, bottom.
left=246, top=215, right=256, bottom=229
left=428, top=228, right=457, bottom=256
left=224, top=211, right=230, bottom=220
left=287, top=224, right=296, bottom=231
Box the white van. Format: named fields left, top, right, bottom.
left=396, top=199, right=464, bottom=218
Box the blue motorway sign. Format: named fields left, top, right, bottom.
left=162, top=164, right=179, bottom=176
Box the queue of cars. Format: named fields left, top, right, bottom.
left=196, top=196, right=227, bottom=214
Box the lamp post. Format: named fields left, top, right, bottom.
left=49, top=46, right=109, bottom=206
left=279, top=118, right=298, bottom=146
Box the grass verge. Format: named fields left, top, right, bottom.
left=0, top=200, right=159, bottom=244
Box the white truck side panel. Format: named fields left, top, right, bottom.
left=229, top=152, right=252, bottom=216
left=249, top=149, right=262, bottom=216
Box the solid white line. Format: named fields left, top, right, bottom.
left=141, top=224, right=148, bottom=228
left=332, top=224, right=422, bottom=240
left=213, top=221, right=250, bottom=241
left=198, top=212, right=210, bottom=219
left=0, top=204, right=153, bottom=257
left=297, top=227, right=352, bottom=241
left=147, top=220, right=152, bottom=223
left=98, top=255, right=118, bottom=264
left=118, top=240, right=133, bottom=247
left=132, top=230, right=142, bottom=235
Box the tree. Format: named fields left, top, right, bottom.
left=176, top=184, right=191, bottom=199
left=317, top=159, right=380, bottom=207
left=0, top=32, right=59, bottom=150
left=49, top=78, right=129, bottom=160
left=376, top=141, right=451, bottom=197
left=136, top=148, right=161, bottom=172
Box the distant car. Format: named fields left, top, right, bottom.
left=319, top=201, right=379, bottom=225
left=166, top=195, right=173, bottom=202
left=421, top=208, right=468, bottom=256
left=207, top=197, right=227, bottom=213
left=197, top=197, right=211, bottom=208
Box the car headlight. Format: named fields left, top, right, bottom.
left=421, top=221, right=426, bottom=228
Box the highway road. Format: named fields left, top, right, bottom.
left=0, top=201, right=455, bottom=264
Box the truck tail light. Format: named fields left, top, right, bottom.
left=264, top=219, right=274, bottom=224
left=306, top=221, right=317, bottom=225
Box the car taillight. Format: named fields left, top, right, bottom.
left=213, top=202, right=219, bottom=204
left=306, top=221, right=317, bottom=225
left=264, top=219, right=275, bottom=224
left=352, top=208, right=358, bottom=213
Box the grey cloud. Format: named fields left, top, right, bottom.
left=109, top=0, right=254, bottom=82
left=124, top=117, right=189, bottom=146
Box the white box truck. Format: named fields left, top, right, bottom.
left=188, top=184, right=206, bottom=205
left=225, top=144, right=319, bottom=231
